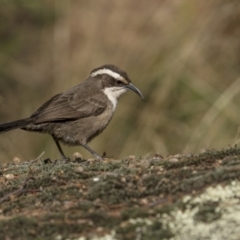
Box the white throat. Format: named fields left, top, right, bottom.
left=103, top=87, right=127, bottom=111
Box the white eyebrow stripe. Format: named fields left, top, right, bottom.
left=91, top=69, right=124, bottom=81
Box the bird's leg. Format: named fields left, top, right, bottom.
left=81, top=143, right=103, bottom=160
left=52, top=135, right=68, bottom=160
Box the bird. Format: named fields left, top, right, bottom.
left=0, top=64, right=144, bottom=160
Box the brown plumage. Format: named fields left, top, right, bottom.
left=0, top=64, right=143, bottom=160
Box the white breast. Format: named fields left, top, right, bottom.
left=103, top=87, right=127, bottom=111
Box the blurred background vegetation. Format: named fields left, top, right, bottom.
left=0, top=0, right=240, bottom=162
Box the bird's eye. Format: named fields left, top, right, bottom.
left=116, top=80, right=122, bottom=85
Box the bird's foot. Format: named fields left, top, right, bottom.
left=63, top=156, right=71, bottom=162
left=58, top=153, right=70, bottom=162
left=95, top=155, right=103, bottom=161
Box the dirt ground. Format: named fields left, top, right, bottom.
left=0, top=146, right=240, bottom=240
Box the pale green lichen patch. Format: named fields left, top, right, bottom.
left=160, top=181, right=240, bottom=240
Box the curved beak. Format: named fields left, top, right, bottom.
left=126, top=83, right=144, bottom=100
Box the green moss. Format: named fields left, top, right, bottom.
left=194, top=201, right=222, bottom=223
left=0, top=147, right=240, bottom=239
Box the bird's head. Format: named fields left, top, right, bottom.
left=90, top=64, right=144, bottom=101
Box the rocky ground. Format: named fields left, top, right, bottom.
left=1, top=146, right=240, bottom=240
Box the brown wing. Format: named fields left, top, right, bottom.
left=31, top=85, right=107, bottom=123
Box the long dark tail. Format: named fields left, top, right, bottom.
left=0, top=118, right=33, bottom=134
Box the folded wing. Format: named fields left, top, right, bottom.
left=31, top=85, right=107, bottom=123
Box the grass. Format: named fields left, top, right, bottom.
left=0, top=0, right=240, bottom=162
